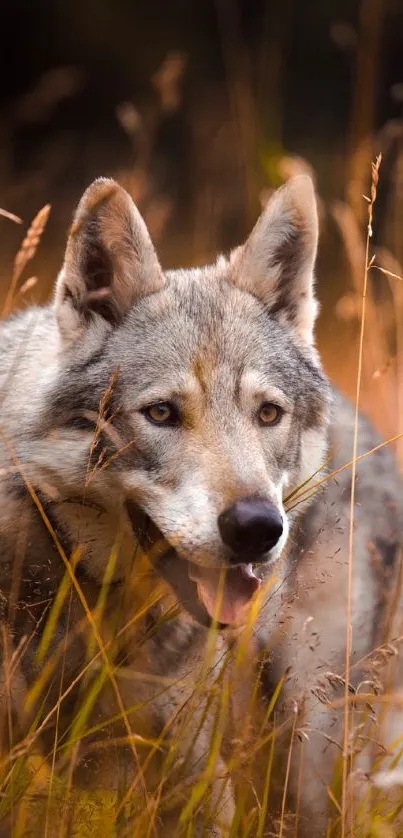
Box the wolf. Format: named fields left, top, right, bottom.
left=0, top=174, right=402, bottom=837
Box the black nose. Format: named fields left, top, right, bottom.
left=218, top=497, right=283, bottom=560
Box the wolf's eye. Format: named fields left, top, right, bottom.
left=142, top=402, right=179, bottom=427
left=258, top=402, right=283, bottom=426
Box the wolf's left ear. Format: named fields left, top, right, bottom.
left=230, top=176, right=319, bottom=346
left=55, top=178, right=164, bottom=343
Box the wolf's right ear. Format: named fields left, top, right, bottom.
left=55, top=178, right=164, bottom=343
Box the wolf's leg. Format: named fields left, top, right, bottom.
left=285, top=693, right=343, bottom=838
left=351, top=555, right=403, bottom=827
left=257, top=574, right=375, bottom=835
left=159, top=715, right=235, bottom=836
left=76, top=660, right=236, bottom=837
left=160, top=763, right=234, bottom=837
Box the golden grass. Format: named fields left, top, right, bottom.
left=2, top=204, right=51, bottom=319
left=341, top=153, right=382, bottom=838
left=1, top=64, right=403, bottom=835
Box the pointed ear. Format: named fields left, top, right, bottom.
left=55, top=178, right=164, bottom=342
left=230, top=176, right=319, bottom=346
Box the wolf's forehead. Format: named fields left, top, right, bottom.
left=124, top=269, right=276, bottom=360
left=111, top=271, right=304, bottom=398
left=112, top=273, right=304, bottom=404
left=103, top=268, right=328, bottom=422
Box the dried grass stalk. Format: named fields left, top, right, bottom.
left=0, top=208, right=22, bottom=224
left=2, top=203, right=51, bottom=318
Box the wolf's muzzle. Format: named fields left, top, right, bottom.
left=218, top=497, right=283, bottom=562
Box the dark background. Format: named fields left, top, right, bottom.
left=1, top=0, right=403, bottom=430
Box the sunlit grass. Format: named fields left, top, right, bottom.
left=0, top=152, right=403, bottom=838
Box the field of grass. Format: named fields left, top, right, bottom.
left=1, top=6, right=403, bottom=835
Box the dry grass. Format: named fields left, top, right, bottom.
left=0, top=153, right=402, bottom=838
left=341, top=154, right=381, bottom=838
left=1, top=16, right=403, bottom=836
left=2, top=204, right=51, bottom=319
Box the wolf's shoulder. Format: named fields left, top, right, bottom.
left=328, top=386, right=399, bottom=480
left=319, top=386, right=403, bottom=548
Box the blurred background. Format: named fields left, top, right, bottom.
left=1, top=0, right=403, bottom=452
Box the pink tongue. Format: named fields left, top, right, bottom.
left=192, top=564, right=261, bottom=625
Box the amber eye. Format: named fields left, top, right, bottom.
left=142, top=402, right=179, bottom=427
left=258, top=402, right=283, bottom=426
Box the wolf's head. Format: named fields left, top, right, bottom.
left=48, top=176, right=331, bottom=625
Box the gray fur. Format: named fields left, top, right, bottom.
left=0, top=175, right=401, bottom=836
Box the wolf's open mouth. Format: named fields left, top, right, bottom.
left=125, top=500, right=261, bottom=628
left=188, top=563, right=261, bottom=625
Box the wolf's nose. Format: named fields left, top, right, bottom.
left=218, top=498, right=283, bottom=560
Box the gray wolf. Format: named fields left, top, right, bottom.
left=0, top=174, right=402, bottom=836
